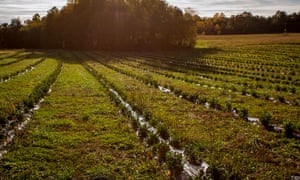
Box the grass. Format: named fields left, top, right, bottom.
left=0, top=54, right=166, bottom=179
left=84, top=54, right=300, bottom=178
left=0, top=58, right=58, bottom=105
left=196, top=33, right=300, bottom=48
left=0, top=34, right=299, bottom=179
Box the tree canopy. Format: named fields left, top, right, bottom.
left=195, top=11, right=300, bottom=35
left=0, top=0, right=197, bottom=50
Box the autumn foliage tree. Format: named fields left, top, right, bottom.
left=0, top=0, right=197, bottom=50
left=196, top=11, right=300, bottom=35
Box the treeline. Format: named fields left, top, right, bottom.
left=196, top=11, right=300, bottom=35
left=0, top=0, right=197, bottom=50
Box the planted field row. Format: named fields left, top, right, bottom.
left=0, top=51, right=24, bottom=60
left=143, top=50, right=299, bottom=79
left=0, top=52, right=32, bottom=66
left=133, top=53, right=300, bottom=87
left=89, top=53, right=300, bottom=133
left=0, top=58, right=60, bottom=140
left=0, top=51, right=19, bottom=60
left=114, top=55, right=299, bottom=107
left=82, top=54, right=300, bottom=179
left=0, top=57, right=45, bottom=83
left=0, top=60, right=166, bottom=179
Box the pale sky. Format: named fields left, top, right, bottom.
left=166, top=0, right=300, bottom=17
left=0, top=0, right=299, bottom=24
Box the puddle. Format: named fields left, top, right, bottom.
left=247, top=117, right=260, bottom=125
left=47, top=86, right=52, bottom=94
left=158, top=86, right=171, bottom=93
left=109, top=88, right=208, bottom=178
left=271, top=125, right=283, bottom=133
left=204, top=102, right=210, bottom=109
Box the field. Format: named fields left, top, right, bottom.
left=0, top=34, right=300, bottom=179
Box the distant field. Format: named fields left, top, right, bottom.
left=196, top=33, right=300, bottom=48
left=0, top=34, right=299, bottom=179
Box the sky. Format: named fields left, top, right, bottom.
left=0, top=0, right=67, bottom=24
left=166, top=0, right=300, bottom=17
left=0, top=0, right=299, bottom=24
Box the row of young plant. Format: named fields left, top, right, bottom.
left=201, top=53, right=299, bottom=70
left=208, top=45, right=300, bottom=68
left=120, top=59, right=298, bottom=105
left=136, top=53, right=299, bottom=87
left=117, top=55, right=300, bottom=107
left=0, top=60, right=167, bottom=179
left=183, top=58, right=298, bottom=83
left=82, top=63, right=197, bottom=178
left=0, top=59, right=62, bottom=141
left=0, top=52, right=33, bottom=66
left=238, top=44, right=300, bottom=59
left=83, top=57, right=300, bottom=179
left=0, top=52, right=20, bottom=60
left=0, top=58, right=45, bottom=83
left=147, top=50, right=299, bottom=80
left=135, top=49, right=297, bottom=84
left=92, top=54, right=300, bottom=138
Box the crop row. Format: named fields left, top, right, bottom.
left=0, top=51, right=20, bottom=60
left=0, top=58, right=60, bottom=140
left=134, top=53, right=299, bottom=87
left=114, top=55, right=299, bottom=107
left=144, top=50, right=299, bottom=77
left=120, top=58, right=298, bottom=104
left=0, top=58, right=166, bottom=179
left=88, top=52, right=300, bottom=137
left=81, top=54, right=300, bottom=179
left=183, top=58, right=298, bottom=81
left=0, top=58, right=45, bottom=83
left=0, top=52, right=33, bottom=66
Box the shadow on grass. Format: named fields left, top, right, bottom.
left=35, top=48, right=222, bottom=74
left=74, top=47, right=222, bottom=73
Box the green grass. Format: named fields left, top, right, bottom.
left=0, top=34, right=299, bottom=179
left=84, top=54, right=300, bottom=178
left=0, top=56, right=166, bottom=179
left=196, top=33, right=300, bottom=48
left=0, top=58, right=58, bottom=105
left=0, top=51, right=32, bottom=66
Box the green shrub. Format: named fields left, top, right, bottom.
left=260, top=111, right=272, bottom=128
left=147, top=132, right=159, bottom=146
left=242, top=88, right=247, bottom=95
left=23, top=97, right=35, bottom=109
left=239, top=107, right=248, bottom=120
left=143, top=109, right=152, bottom=121
left=130, top=118, right=139, bottom=131
left=225, top=101, right=232, bottom=112
left=251, top=90, right=259, bottom=98
left=138, top=125, right=148, bottom=140
left=278, top=95, right=285, bottom=103
left=284, top=121, right=295, bottom=138
left=158, top=143, right=170, bottom=162
left=157, top=124, right=169, bottom=140
left=184, top=143, right=206, bottom=165
left=166, top=152, right=183, bottom=177
left=0, top=113, right=8, bottom=126
left=208, top=163, right=226, bottom=180
left=170, top=134, right=183, bottom=149
left=291, top=87, right=296, bottom=94
left=82, top=115, right=89, bottom=121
